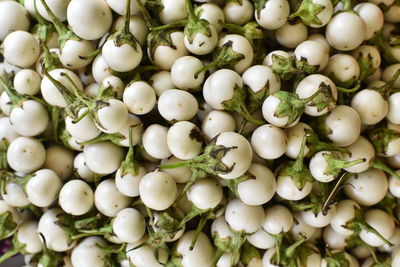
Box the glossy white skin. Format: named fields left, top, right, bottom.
left=66, top=136, right=84, bottom=151
left=330, top=199, right=360, bottom=236
left=161, top=156, right=192, bottom=184
left=225, top=198, right=264, bottom=233
left=112, top=208, right=146, bottom=243
left=326, top=12, right=366, bottom=51
left=0, top=200, right=19, bottom=237
left=262, top=248, right=280, bottom=267
left=59, top=40, right=96, bottom=69
left=215, top=132, right=253, bottom=179
left=3, top=31, right=40, bottom=68
left=323, top=225, right=347, bottom=250
left=84, top=141, right=124, bottom=174
left=35, top=0, right=70, bottom=21
left=95, top=179, right=131, bottom=217
left=187, top=178, right=223, bottom=210
left=102, top=39, right=143, bottom=72
left=325, top=105, right=361, bottom=147
left=344, top=168, right=388, bottom=206
left=295, top=74, right=337, bottom=116
left=295, top=40, right=329, bottom=71
left=0, top=91, right=11, bottom=115
left=167, top=121, right=202, bottom=160
left=262, top=95, right=300, bottom=128
left=67, top=0, right=112, bottom=40
left=158, top=89, right=198, bottom=121
left=201, top=110, right=236, bottom=141
left=139, top=171, right=177, bottom=211
left=242, top=65, right=281, bottom=94
left=2, top=181, right=30, bottom=208
left=13, top=69, right=41, bottom=96
left=351, top=89, right=388, bottom=125
left=359, top=209, right=395, bottom=247
left=66, top=108, right=101, bottom=142
left=301, top=205, right=336, bottom=228
left=310, top=151, right=339, bottom=183
left=158, top=0, right=187, bottom=24
left=263, top=50, right=290, bottom=66
left=142, top=124, right=171, bottom=159
left=71, top=237, right=108, bottom=267
left=40, top=69, right=83, bottom=107
left=388, top=154, right=400, bottom=169
left=184, top=25, right=218, bottom=56
left=106, top=0, right=146, bottom=15
left=0, top=1, right=30, bottom=41
left=389, top=170, right=400, bottom=197
left=176, top=231, right=215, bottom=267
left=171, top=56, right=205, bottom=90
left=197, top=3, right=225, bottom=32
left=38, top=209, right=76, bottom=252
left=73, top=153, right=96, bottom=182
left=217, top=34, right=253, bottom=74
left=247, top=228, right=275, bottom=249
left=307, top=33, right=331, bottom=53
left=354, top=3, right=384, bottom=40
left=324, top=54, right=360, bottom=84
left=203, top=68, right=243, bottom=109
left=383, top=123, right=400, bottom=157
left=152, top=31, right=189, bottom=70
left=343, top=136, right=375, bottom=173
left=307, top=0, right=333, bottom=27
left=127, top=244, right=164, bottom=267
left=382, top=64, right=400, bottom=89
left=251, top=124, right=287, bottom=160
left=123, top=81, right=156, bottom=115
left=0, top=117, right=20, bottom=143
left=114, top=15, right=148, bottom=46
left=223, top=0, right=253, bottom=25
left=255, top=0, right=290, bottom=30
left=17, top=220, right=43, bottom=254
left=115, top=167, right=146, bottom=197
left=388, top=92, right=400, bottom=124
left=291, top=212, right=316, bottom=241
left=237, top=163, right=276, bottom=206
left=284, top=122, right=312, bottom=159
left=7, top=137, right=46, bottom=173
left=26, top=169, right=62, bottom=207
left=149, top=71, right=175, bottom=96
left=92, top=55, right=112, bottom=84
left=275, top=22, right=308, bottom=48
left=44, top=147, right=72, bottom=180
left=96, top=99, right=128, bottom=133
left=59, top=180, right=94, bottom=215
left=9, top=100, right=49, bottom=137
left=114, top=113, right=143, bottom=147
left=385, top=5, right=400, bottom=23
left=276, top=175, right=313, bottom=201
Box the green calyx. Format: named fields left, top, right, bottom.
left=307, top=81, right=336, bottom=113
left=41, top=45, right=63, bottom=71
left=371, top=157, right=400, bottom=180
left=246, top=82, right=269, bottom=113
left=221, top=22, right=264, bottom=46
left=269, top=54, right=302, bottom=81
left=222, top=85, right=265, bottom=125
left=295, top=56, right=320, bottom=75
left=240, top=241, right=262, bottom=265
left=38, top=0, right=80, bottom=48
left=109, top=0, right=140, bottom=50
left=324, top=249, right=350, bottom=267
left=213, top=230, right=246, bottom=267
left=183, top=0, right=213, bottom=44
left=345, top=209, right=393, bottom=247
left=0, top=211, right=18, bottom=240
left=356, top=52, right=377, bottom=82
left=304, top=128, right=350, bottom=157
left=78, top=132, right=126, bottom=146
left=147, top=28, right=180, bottom=61
left=372, top=69, right=400, bottom=98
left=368, top=32, right=398, bottom=64
left=226, top=172, right=254, bottom=197
left=34, top=246, right=65, bottom=267
left=286, top=182, right=330, bottom=214
left=289, top=0, right=325, bottom=26
left=254, top=0, right=269, bottom=17
left=0, top=139, right=9, bottom=171
left=119, top=127, right=141, bottom=177
left=322, top=152, right=366, bottom=178
left=367, top=121, right=400, bottom=155
left=272, top=91, right=309, bottom=127
left=69, top=214, right=113, bottom=240
left=0, top=73, right=27, bottom=109
left=194, top=40, right=245, bottom=78
left=375, top=194, right=400, bottom=224
left=159, top=137, right=237, bottom=202
left=33, top=0, right=56, bottom=45
left=278, top=135, right=313, bottom=190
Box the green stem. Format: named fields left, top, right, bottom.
left=0, top=247, right=19, bottom=263
left=189, top=215, right=209, bottom=250
left=151, top=20, right=187, bottom=31
left=371, top=158, right=400, bottom=180
left=134, top=0, right=157, bottom=28
left=322, top=172, right=348, bottom=215
left=0, top=76, right=24, bottom=106
left=293, top=134, right=308, bottom=172
left=337, top=82, right=361, bottom=93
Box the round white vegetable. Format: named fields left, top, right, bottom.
left=59, top=179, right=94, bottom=216
left=251, top=124, right=287, bottom=160
left=94, top=179, right=131, bottom=217
left=3, top=31, right=40, bottom=68
left=7, top=137, right=46, bottom=174
left=83, top=141, right=124, bottom=175
left=26, top=169, right=62, bottom=207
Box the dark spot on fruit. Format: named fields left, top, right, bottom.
left=189, top=127, right=203, bottom=143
